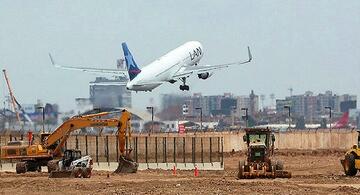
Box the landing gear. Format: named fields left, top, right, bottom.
left=179, top=77, right=190, bottom=91
left=179, top=85, right=189, bottom=91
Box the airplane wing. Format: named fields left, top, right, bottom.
left=48, top=53, right=128, bottom=77
left=172, top=46, right=252, bottom=79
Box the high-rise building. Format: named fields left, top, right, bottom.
left=276, top=90, right=357, bottom=122
left=89, top=76, right=131, bottom=108
left=236, top=91, right=259, bottom=116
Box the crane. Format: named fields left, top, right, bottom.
left=2, top=69, right=21, bottom=124
left=2, top=69, right=33, bottom=126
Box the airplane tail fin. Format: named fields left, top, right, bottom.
left=334, top=112, right=349, bottom=128
left=122, top=42, right=141, bottom=81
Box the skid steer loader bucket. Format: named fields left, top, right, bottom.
left=49, top=170, right=73, bottom=178
left=49, top=167, right=92, bottom=178
left=114, top=155, right=138, bottom=173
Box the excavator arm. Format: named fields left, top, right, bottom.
left=44, top=110, right=131, bottom=157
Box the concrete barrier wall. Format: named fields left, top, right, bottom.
left=222, top=129, right=358, bottom=152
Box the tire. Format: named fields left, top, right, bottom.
left=344, top=153, right=357, bottom=176
left=72, top=167, right=83, bottom=178
left=271, top=165, right=276, bottom=178
left=276, top=161, right=284, bottom=170
left=26, top=161, right=39, bottom=172
left=16, top=162, right=27, bottom=174
left=47, top=160, right=59, bottom=173
left=82, top=168, right=92, bottom=178
left=237, top=161, right=245, bottom=179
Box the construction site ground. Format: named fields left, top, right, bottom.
left=1, top=150, right=360, bottom=195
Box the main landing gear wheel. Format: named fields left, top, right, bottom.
left=179, top=85, right=189, bottom=91
left=179, top=77, right=189, bottom=91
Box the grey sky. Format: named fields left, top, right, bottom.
left=0, top=0, right=359, bottom=111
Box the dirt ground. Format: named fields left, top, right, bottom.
left=1, top=151, right=360, bottom=195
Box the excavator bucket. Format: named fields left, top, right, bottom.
left=114, top=155, right=138, bottom=173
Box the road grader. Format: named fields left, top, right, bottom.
left=237, top=128, right=291, bottom=179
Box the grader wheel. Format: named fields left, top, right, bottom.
left=237, top=161, right=245, bottom=179
left=276, top=161, right=284, bottom=170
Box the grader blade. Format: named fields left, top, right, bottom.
left=274, top=170, right=291, bottom=178
left=114, top=156, right=138, bottom=173
left=237, top=168, right=291, bottom=179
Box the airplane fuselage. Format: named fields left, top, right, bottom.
left=126, top=41, right=203, bottom=91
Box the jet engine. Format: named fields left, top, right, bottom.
left=197, top=72, right=212, bottom=80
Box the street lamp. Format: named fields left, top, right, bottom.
left=241, top=108, right=248, bottom=128
left=195, top=107, right=202, bottom=131
left=325, top=106, right=332, bottom=131
left=37, top=106, right=45, bottom=133
left=146, top=106, right=154, bottom=133
left=284, top=105, right=291, bottom=130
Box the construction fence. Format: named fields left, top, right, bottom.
left=0, top=133, right=224, bottom=166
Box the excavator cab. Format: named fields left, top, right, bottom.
left=40, top=133, right=51, bottom=144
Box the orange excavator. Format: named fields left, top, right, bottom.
left=0, top=109, right=138, bottom=177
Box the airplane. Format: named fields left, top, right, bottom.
left=49, top=41, right=252, bottom=92
left=333, top=111, right=350, bottom=129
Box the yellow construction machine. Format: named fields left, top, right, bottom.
left=0, top=109, right=138, bottom=177
left=340, top=131, right=360, bottom=176
left=237, top=128, right=291, bottom=179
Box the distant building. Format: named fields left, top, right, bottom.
left=158, top=94, right=188, bottom=120
left=75, top=98, right=93, bottom=115
left=276, top=99, right=292, bottom=113
left=236, top=90, right=259, bottom=116
left=159, top=91, right=259, bottom=120
left=276, top=90, right=357, bottom=122
left=89, top=76, right=131, bottom=108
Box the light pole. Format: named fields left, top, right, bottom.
left=146, top=106, right=154, bottom=133
left=325, top=106, right=332, bottom=131
left=284, top=105, right=291, bottom=130
left=195, top=107, right=202, bottom=131
left=37, top=106, right=45, bottom=133
left=241, top=108, right=248, bottom=128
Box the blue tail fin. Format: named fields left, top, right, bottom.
left=122, top=42, right=141, bottom=81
